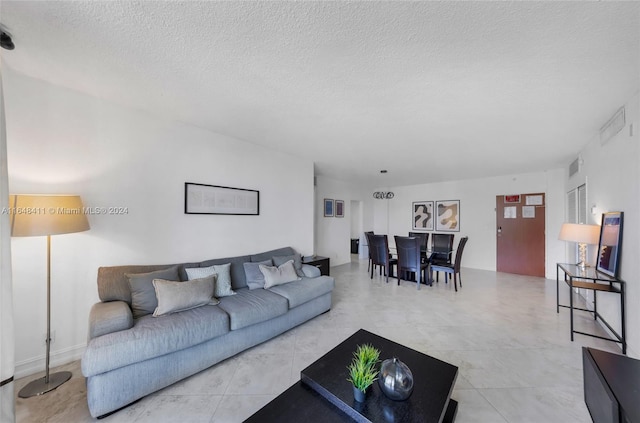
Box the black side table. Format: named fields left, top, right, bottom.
left=303, top=256, right=330, bottom=276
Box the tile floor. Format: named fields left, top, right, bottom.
left=15, top=257, right=620, bottom=422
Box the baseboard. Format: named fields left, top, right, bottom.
left=14, top=343, right=86, bottom=379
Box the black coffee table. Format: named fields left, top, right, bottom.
left=245, top=329, right=458, bottom=423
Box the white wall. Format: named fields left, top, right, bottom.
left=568, top=91, right=639, bottom=357
left=372, top=170, right=566, bottom=279
left=3, top=68, right=315, bottom=377
left=314, top=175, right=373, bottom=266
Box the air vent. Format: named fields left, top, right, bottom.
left=600, top=107, right=625, bottom=145
left=569, top=157, right=580, bottom=177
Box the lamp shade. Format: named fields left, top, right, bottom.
left=558, top=223, right=600, bottom=245
left=9, top=195, right=90, bottom=237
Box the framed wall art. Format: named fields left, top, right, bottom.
left=435, top=200, right=460, bottom=232
left=184, top=182, right=259, bottom=215
left=412, top=201, right=434, bottom=231
left=335, top=200, right=344, bottom=218
left=596, top=211, right=623, bottom=277
left=324, top=199, right=334, bottom=217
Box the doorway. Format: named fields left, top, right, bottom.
left=496, top=193, right=545, bottom=277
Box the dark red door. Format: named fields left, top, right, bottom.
left=496, top=193, right=545, bottom=277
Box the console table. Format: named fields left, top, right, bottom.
left=556, top=263, right=626, bottom=354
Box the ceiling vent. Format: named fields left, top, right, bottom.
left=600, top=107, right=625, bottom=145
left=569, top=157, right=581, bottom=177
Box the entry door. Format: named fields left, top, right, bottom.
left=496, top=193, right=545, bottom=277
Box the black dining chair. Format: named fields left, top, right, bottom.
left=408, top=232, right=429, bottom=262
left=429, top=237, right=468, bottom=291
left=429, top=233, right=455, bottom=281
left=364, top=231, right=375, bottom=272
left=369, top=234, right=397, bottom=283
left=395, top=236, right=430, bottom=290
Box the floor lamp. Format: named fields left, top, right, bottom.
left=9, top=195, right=90, bottom=397
left=558, top=223, right=600, bottom=270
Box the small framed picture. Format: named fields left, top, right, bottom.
left=412, top=201, right=434, bottom=231
left=324, top=199, right=334, bottom=217
left=435, top=200, right=460, bottom=232
left=335, top=200, right=344, bottom=217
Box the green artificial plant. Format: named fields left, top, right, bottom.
left=346, top=343, right=381, bottom=392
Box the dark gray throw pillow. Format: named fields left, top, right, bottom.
left=127, top=266, right=180, bottom=318
left=243, top=259, right=272, bottom=290
left=273, top=253, right=305, bottom=278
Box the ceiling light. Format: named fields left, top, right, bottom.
left=1, top=31, right=14, bottom=50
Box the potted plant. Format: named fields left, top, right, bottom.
left=346, top=343, right=380, bottom=402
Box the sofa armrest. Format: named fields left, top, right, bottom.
left=301, top=264, right=321, bottom=278
left=88, top=301, right=133, bottom=340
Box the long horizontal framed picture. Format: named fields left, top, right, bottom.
left=412, top=201, right=434, bottom=231
left=185, top=182, right=259, bottom=215
left=435, top=200, right=460, bottom=232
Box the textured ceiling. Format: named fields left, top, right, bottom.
left=1, top=1, right=638, bottom=187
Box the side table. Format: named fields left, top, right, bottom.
left=303, top=256, right=330, bottom=276
left=556, top=263, right=626, bottom=354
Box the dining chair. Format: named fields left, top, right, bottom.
left=369, top=234, right=397, bottom=283
left=429, top=233, right=455, bottom=281
left=364, top=231, right=375, bottom=272
left=408, top=232, right=429, bottom=262
left=395, top=236, right=430, bottom=290
left=429, top=236, right=468, bottom=291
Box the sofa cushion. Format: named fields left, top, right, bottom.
left=268, top=276, right=335, bottom=309
left=260, top=260, right=300, bottom=289
left=82, top=305, right=230, bottom=377
left=244, top=259, right=272, bottom=290
left=250, top=247, right=295, bottom=263
left=273, top=253, right=305, bottom=277
left=217, top=288, right=288, bottom=330
left=152, top=276, right=218, bottom=317
left=98, top=264, right=180, bottom=303
left=185, top=264, right=235, bottom=297
left=127, top=266, right=181, bottom=318
left=200, top=255, right=251, bottom=290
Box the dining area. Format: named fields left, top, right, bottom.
left=363, top=232, right=468, bottom=291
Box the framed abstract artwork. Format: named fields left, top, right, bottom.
left=324, top=199, right=334, bottom=217
left=435, top=200, right=460, bottom=232
left=596, top=211, right=623, bottom=277
left=184, top=182, right=259, bottom=215
left=335, top=200, right=344, bottom=218
left=412, top=201, right=434, bottom=231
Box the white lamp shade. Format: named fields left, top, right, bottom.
left=9, top=195, right=90, bottom=237
left=558, top=223, right=600, bottom=245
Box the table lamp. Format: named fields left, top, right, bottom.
left=10, top=194, right=90, bottom=397
left=558, top=223, right=600, bottom=270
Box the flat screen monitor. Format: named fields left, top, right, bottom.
left=596, top=211, right=623, bottom=278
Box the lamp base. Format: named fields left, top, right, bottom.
left=18, top=371, right=71, bottom=398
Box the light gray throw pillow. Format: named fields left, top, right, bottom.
left=127, top=266, right=180, bottom=318
left=152, top=275, right=218, bottom=317
left=260, top=260, right=300, bottom=289
left=243, top=259, right=272, bottom=290
left=273, top=253, right=305, bottom=277
left=185, top=264, right=235, bottom=297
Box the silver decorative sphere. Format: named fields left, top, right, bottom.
left=378, top=358, right=414, bottom=401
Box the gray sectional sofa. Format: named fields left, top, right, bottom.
left=81, top=247, right=334, bottom=418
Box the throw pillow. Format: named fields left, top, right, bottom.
left=243, top=259, right=272, bottom=290
left=185, top=264, right=235, bottom=297
left=127, top=266, right=180, bottom=319
left=272, top=253, right=305, bottom=277
left=152, top=275, right=218, bottom=317
left=260, top=260, right=300, bottom=289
